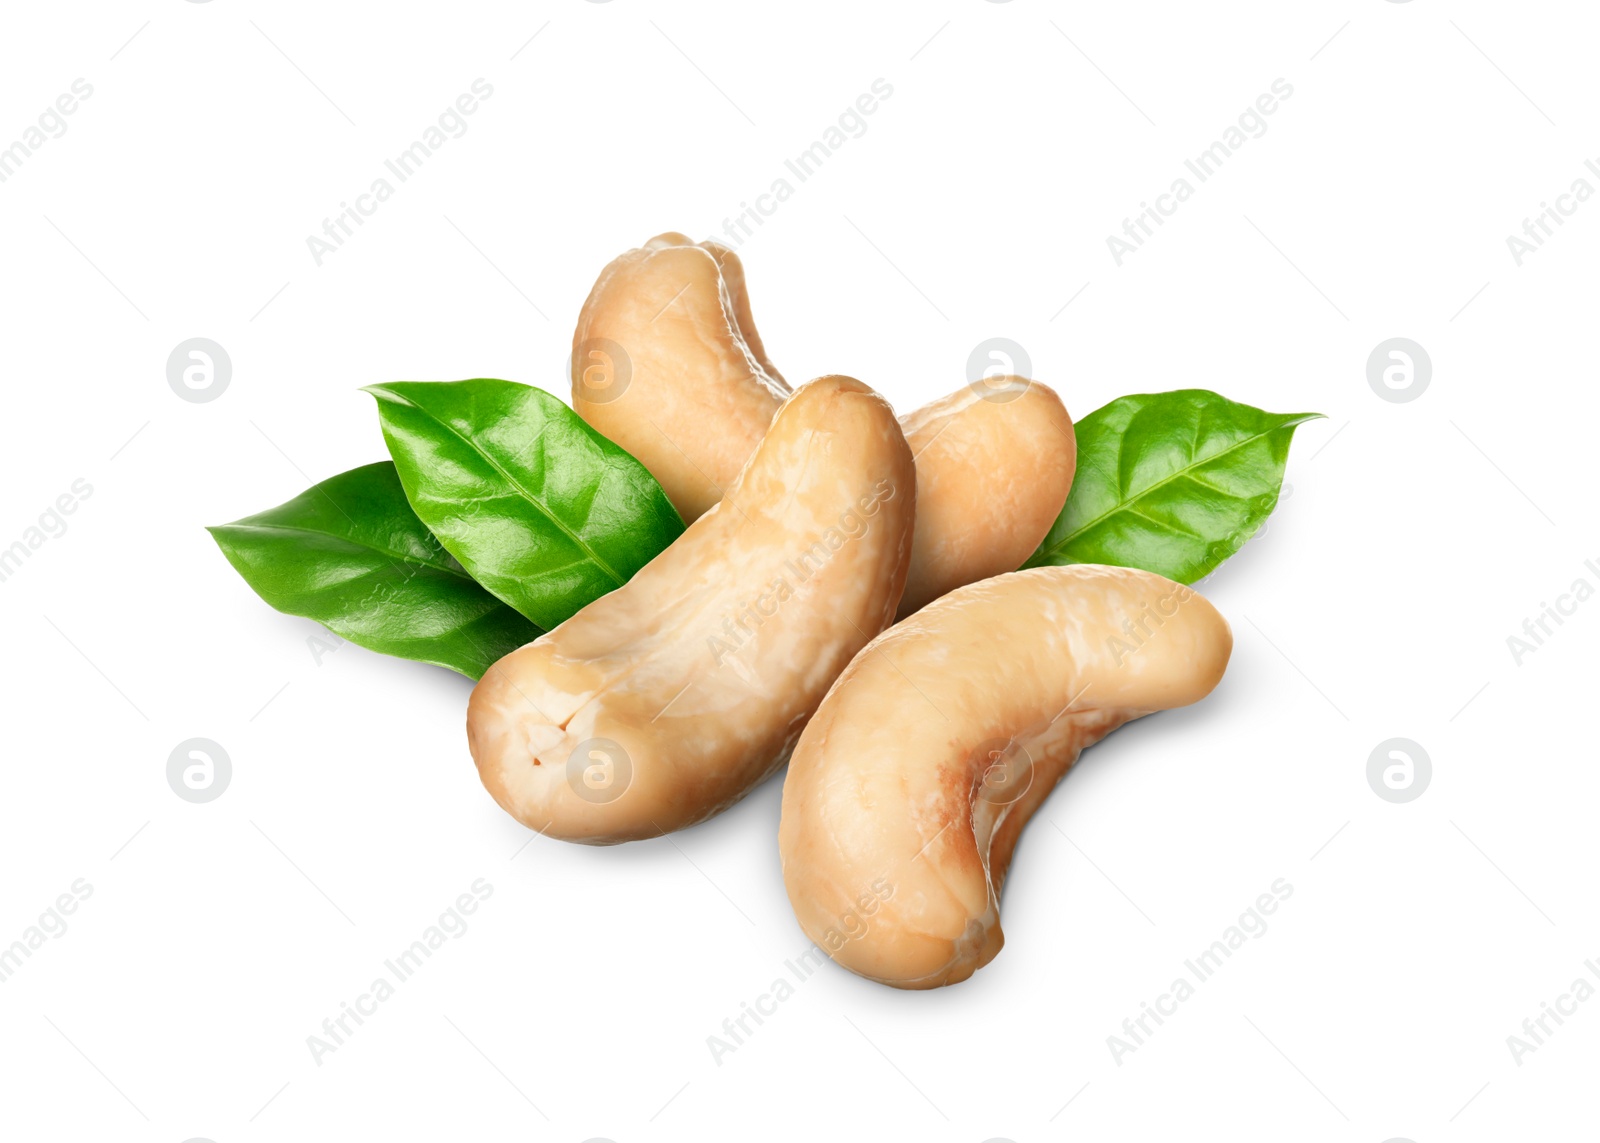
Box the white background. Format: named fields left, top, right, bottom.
left=0, top=1, right=1595, bottom=1140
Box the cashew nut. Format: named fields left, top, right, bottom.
left=571, top=234, right=1075, bottom=613
left=896, top=380, right=1075, bottom=617
left=777, top=565, right=1233, bottom=988
left=571, top=232, right=789, bottom=522
left=468, top=375, right=915, bottom=844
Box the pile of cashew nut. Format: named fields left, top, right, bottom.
left=467, top=233, right=1234, bottom=989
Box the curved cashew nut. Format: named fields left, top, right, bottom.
left=571, top=234, right=1075, bottom=613
left=572, top=233, right=789, bottom=521
left=468, top=375, right=915, bottom=844
left=897, top=381, right=1075, bottom=616
left=778, top=565, right=1233, bottom=988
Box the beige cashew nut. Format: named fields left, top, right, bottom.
left=571, top=232, right=789, bottom=522
left=468, top=375, right=915, bottom=844
left=895, top=382, right=1075, bottom=616
left=778, top=565, right=1233, bottom=988
left=571, top=233, right=1075, bottom=614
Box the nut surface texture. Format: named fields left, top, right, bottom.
left=469, top=375, right=915, bottom=844
left=778, top=565, right=1233, bottom=987
left=571, top=232, right=790, bottom=522
left=897, top=380, right=1075, bottom=616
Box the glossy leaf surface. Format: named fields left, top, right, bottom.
left=1025, top=390, right=1321, bottom=583
left=366, top=379, right=685, bottom=630
left=209, top=461, right=539, bottom=678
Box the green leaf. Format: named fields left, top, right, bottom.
left=208, top=461, right=540, bottom=679
left=1024, top=390, right=1322, bottom=583
left=365, top=379, right=685, bottom=630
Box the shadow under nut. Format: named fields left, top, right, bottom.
left=777, top=565, right=1233, bottom=988
left=468, top=375, right=915, bottom=844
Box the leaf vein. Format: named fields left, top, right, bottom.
left=1038, top=422, right=1301, bottom=562
left=377, top=387, right=630, bottom=588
